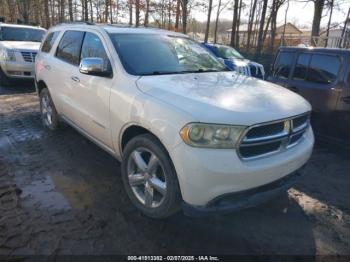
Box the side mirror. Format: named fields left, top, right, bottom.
left=79, top=57, right=112, bottom=77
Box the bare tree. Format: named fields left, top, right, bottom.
left=230, top=0, right=239, bottom=47
left=255, top=0, right=268, bottom=56
left=311, top=0, right=325, bottom=44
left=180, top=0, right=188, bottom=34
left=204, top=0, right=213, bottom=43
left=246, top=0, right=257, bottom=50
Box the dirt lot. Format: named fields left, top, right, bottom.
left=0, top=83, right=350, bottom=257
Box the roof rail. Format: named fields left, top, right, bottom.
left=56, top=21, right=95, bottom=26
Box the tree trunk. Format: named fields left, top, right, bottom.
left=214, top=0, right=222, bottom=44
left=175, top=0, right=180, bottom=31
left=230, top=0, right=239, bottom=47
left=255, top=0, right=268, bottom=56
left=246, top=0, right=257, bottom=50
left=325, top=0, right=334, bottom=47
left=235, top=0, right=243, bottom=47
left=135, top=0, right=140, bottom=26
left=128, top=0, right=133, bottom=25
left=340, top=7, right=350, bottom=48
left=68, top=0, right=73, bottom=21
left=311, top=0, right=325, bottom=45
left=144, top=0, right=150, bottom=26
left=181, top=0, right=188, bottom=34
left=204, top=0, right=213, bottom=43
left=43, top=0, right=50, bottom=27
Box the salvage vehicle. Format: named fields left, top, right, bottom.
left=202, top=43, right=265, bottom=79
left=269, top=47, right=350, bottom=142
left=0, top=23, right=46, bottom=85
left=35, top=23, right=314, bottom=218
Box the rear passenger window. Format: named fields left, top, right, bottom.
left=293, top=53, right=311, bottom=81
left=41, top=31, right=60, bottom=53
left=273, top=52, right=294, bottom=79
left=56, top=31, right=84, bottom=65
left=307, top=54, right=340, bottom=84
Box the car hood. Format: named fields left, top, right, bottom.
left=1, top=41, right=40, bottom=51
left=136, top=72, right=311, bottom=126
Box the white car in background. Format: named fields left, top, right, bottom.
left=0, top=23, right=46, bottom=86
left=35, top=23, right=314, bottom=218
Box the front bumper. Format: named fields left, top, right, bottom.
left=182, top=167, right=304, bottom=216
left=171, top=127, right=314, bottom=208
left=1, top=61, right=35, bottom=79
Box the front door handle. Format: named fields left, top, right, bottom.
left=71, top=76, right=80, bottom=83
left=341, top=96, right=350, bottom=104
left=44, top=65, right=51, bottom=70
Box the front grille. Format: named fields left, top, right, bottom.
left=239, top=113, right=310, bottom=160
left=245, top=122, right=285, bottom=140
left=21, top=51, right=37, bottom=63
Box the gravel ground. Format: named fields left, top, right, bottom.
left=0, top=83, right=349, bottom=257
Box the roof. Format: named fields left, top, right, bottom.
left=0, top=22, right=46, bottom=31
left=50, top=22, right=187, bottom=37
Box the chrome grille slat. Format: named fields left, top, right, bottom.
left=21, top=51, right=37, bottom=63
left=239, top=113, right=310, bottom=160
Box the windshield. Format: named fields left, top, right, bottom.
left=0, top=27, right=45, bottom=42
left=217, top=46, right=244, bottom=60
left=109, top=33, right=227, bottom=76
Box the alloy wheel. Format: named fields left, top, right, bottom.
left=127, top=148, right=167, bottom=208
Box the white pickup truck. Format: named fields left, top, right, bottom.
left=0, top=23, right=46, bottom=86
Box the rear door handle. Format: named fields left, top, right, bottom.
left=44, top=65, right=51, bottom=70
left=341, top=96, right=350, bottom=104
left=71, top=76, right=80, bottom=83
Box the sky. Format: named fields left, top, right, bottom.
left=193, top=0, right=350, bottom=29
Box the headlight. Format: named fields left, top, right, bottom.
left=180, top=123, right=246, bottom=148
left=1, top=49, right=16, bottom=61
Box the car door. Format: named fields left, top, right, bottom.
left=69, top=31, right=114, bottom=148
left=334, top=61, right=350, bottom=141
left=52, top=30, right=85, bottom=120
left=288, top=53, right=342, bottom=113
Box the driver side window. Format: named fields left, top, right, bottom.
left=80, top=32, right=111, bottom=72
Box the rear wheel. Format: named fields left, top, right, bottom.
left=121, top=134, right=182, bottom=218
left=39, top=88, right=60, bottom=130
left=0, top=68, right=10, bottom=86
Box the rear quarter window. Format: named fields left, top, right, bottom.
left=273, top=51, right=295, bottom=79
left=41, top=31, right=60, bottom=53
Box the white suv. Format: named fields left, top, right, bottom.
left=0, top=23, right=46, bottom=85
left=35, top=23, right=314, bottom=218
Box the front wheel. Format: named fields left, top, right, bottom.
left=39, top=88, right=60, bottom=130
left=121, top=134, right=182, bottom=218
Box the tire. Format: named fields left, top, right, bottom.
left=121, top=134, right=182, bottom=218
left=0, top=68, right=11, bottom=87
left=39, top=88, right=60, bottom=130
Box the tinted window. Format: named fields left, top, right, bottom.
left=81, top=32, right=111, bottom=72
left=273, top=51, right=294, bottom=79
left=0, top=27, right=45, bottom=42
left=307, top=54, right=340, bottom=84
left=56, top=31, right=84, bottom=65
left=81, top=33, right=108, bottom=61
left=109, top=33, right=227, bottom=76
left=293, top=53, right=311, bottom=81
left=41, top=31, right=60, bottom=53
